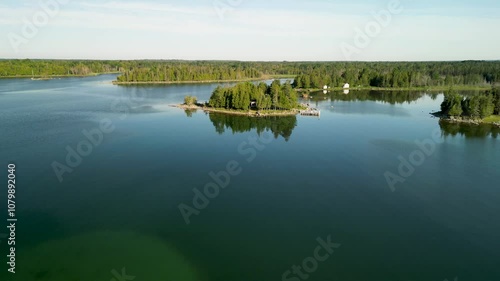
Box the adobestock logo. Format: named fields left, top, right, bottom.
left=52, top=87, right=147, bottom=183
left=282, top=235, right=341, bottom=281
left=110, top=268, right=135, bottom=281
left=384, top=128, right=444, bottom=192
left=340, top=0, right=403, bottom=60
left=213, top=0, right=244, bottom=20
left=179, top=132, right=274, bottom=225
left=8, top=0, right=70, bottom=53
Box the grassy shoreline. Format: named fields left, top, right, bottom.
left=297, top=85, right=492, bottom=92
left=433, top=112, right=500, bottom=126
left=0, top=72, right=493, bottom=93
left=112, top=75, right=295, bottom=85
left=174, top=104, right=299, bottom=117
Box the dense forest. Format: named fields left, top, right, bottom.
left=440, top=88, right=500, bottom=118
left=1, top=60, right=499, bottom=89
left=208, top=81, right=298, bottom=110
left=0, top=59, right=123, bottom=77
left=292, top=61, right=500, bottom=89
left=116, top=62, right=262, bottom=82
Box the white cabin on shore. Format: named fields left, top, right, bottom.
left=343, top=83, right=350, bottom=89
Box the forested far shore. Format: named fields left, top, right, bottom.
left=1, top=60, right=499, bottom=88
left=292, top=61, right=500, bottom=89
left=0, top=60, right=125, bottom=77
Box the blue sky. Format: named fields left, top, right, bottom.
left=0, top=0, right=499, bottom=61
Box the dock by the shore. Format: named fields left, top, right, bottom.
left=299, top=109, right=321, bottom=116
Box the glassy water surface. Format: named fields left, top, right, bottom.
left=0, top=75, right=499, bottom=281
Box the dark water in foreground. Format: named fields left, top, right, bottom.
left=0, top=75, right=499, bottom=281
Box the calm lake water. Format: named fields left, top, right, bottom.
left=0, top=74, right=499, bottom=281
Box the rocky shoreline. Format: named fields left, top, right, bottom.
left=432, top=112, right=500, bottom=128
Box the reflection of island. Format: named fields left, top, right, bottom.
left=209, top=113, right=297, bottom=141
left=184, top=109, right=196, bottom=118
left=439, top=120, right=499, bottom=138
left=307, top=90, right=429, bottom=104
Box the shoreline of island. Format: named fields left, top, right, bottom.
left=0, top=72, right=493, bottom=93
left=173, top=104, right=300, bottom=117
left=113, top=80, right=492, bottom=92
left=432, top=111, right=500, bottom=127
left=296, top=85, right=493, bottom=92
left=112, top=75, right=295, bottom=85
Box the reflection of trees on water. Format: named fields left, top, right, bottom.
left=439, top=120, right=499, bottom=138
left=209, top=113, right=297, bottom=141
left=307, top=90, right=429, bottom=104
left=184, top=109, right=196, bottom=118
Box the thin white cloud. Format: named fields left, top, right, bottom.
left=79, top=1, right=213, bottom=16
left=0, top=1, right=499, bottom=60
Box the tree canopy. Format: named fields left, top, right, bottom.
left=208, top=81, right=298, bottom=110
left=292, top=61, right=500, bottom=89
left=441, top=88, right=499, bottom=118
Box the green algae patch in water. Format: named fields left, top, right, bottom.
left=14, top=231, right=200, bottom=281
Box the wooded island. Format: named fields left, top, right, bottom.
left=178, top=81, right=302, bottom=117
left=438, top=88, right=500, bottom=125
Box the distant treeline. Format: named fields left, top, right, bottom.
left=293, top=61, right=500, bottom=89
left=1, top=60, right=499, bottom=88
left=209, top=81, right=298, bottom=110
left=440, top=88, right=500, bottom=118
left=117, top=62, right=262, bottom=82
left=0, top=59, right=123, bottom=77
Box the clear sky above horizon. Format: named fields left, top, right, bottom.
left=0, top=0, right=499, bottom=61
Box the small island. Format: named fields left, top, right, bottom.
left=434, top=87, right=500, bottom=127
left=176, top=81, right=307, bottom=117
